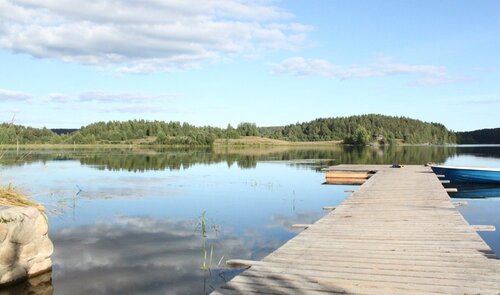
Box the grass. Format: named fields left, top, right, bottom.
left=215, top=136, right=342, bottom=146
left=0, top=143, right=136, bottom=150
left=0, top=136, right=342, bottom=150
left=0, top=184, right=39, bottom=208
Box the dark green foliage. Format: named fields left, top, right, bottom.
left=73, top=120, right=219, bottom=145
left=51, top=129, right=78, bottom=135
left=155, top=131, right=167, bottom=144
left=344, top=126, right=371, bottom=145
left=2, top=114, right=493, bottom=146
left=224, top=124, right=240, bottom=139
left=0, top=123, right=59, bottom=144
left=456, top=128, right=500, bottom=144
left=237, top=122, right=259, bottom=136
left=259, top=114, right=456, bottom=144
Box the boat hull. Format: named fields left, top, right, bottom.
left=431, top=165, right=500, bottom=184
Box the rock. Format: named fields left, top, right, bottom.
left=0, top=264, right=25, bottom=285
left=10, top=218, right=36, bottom=245
left=0, top=224, right=7, bottom=243
left=21, top=207, right=39, bottom=220
left=0, top=205, right=53, bottom=287
left=25, top=271, right=52, bottom=287
left=20, top=237, right=53, bottom=262
left=18, top=242, right=36, bottom=262
left=0, top=242, right=17, bottom=266
left=0, top=212, right=16, bottom=224
left=34, top=214, right=48, bottom=236
left=27, top=258, right=52, bottom=277
left=37, top=237, right=53, bottom=259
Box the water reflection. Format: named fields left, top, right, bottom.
left=0, top=272, right=53, bottom=295
left=1, top=145, right=499, bottom=295
left=48, top=215, right=287, bottom=295
left=453, top=145, right=500, bottom=159
left=448, top=184, right=500, bottom=199
left=0, top=145, right=458, bottom=172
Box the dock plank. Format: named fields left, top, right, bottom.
left=212, top=165, right=500, bottom=294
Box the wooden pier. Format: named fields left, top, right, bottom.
left=213, top=165, right=500, bottom=294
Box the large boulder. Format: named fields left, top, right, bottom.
left=0, top=206, right=53, bottom=287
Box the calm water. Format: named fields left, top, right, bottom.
left=1, top=145, right=500, bottom=295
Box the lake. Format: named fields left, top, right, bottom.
left=1, top=145, right=499, bottom=295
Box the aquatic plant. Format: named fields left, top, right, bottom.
left=194, top=211, right=225, bottom=293
left=196, top=211, right=220, bottom=271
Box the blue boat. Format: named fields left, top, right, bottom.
left=431, top=165, right=500, bottom=184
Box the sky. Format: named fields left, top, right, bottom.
left=0, top=0, right=499, bottom=131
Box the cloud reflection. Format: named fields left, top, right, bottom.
left=269, top=210, right=324, bottom=230
left=49, top=215, right=285, bottom=295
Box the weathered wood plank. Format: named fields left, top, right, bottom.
left=472, top=225, right=496, bottom=232
left=291, top=224, right=312, bottom=229
left=321, top=206, right=336, bottom=211
left=325, top=171, right=372, bottom=179
left=239, top=269, right=499, bottom=294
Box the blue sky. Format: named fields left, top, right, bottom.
left=0, top=0, right=499, bottom=131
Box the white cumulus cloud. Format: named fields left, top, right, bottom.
left=0, top=0, right=312, bottom=73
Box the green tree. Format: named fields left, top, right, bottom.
left=237, top=122, right=259, bottom=136
left=156, top=131, right=167, bottom=144
left=354, top=126, right=371, bottom=145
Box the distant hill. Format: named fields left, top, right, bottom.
left=2, top=115, right=496, bottom=146
left=259, top=114, right=456, bottom=144
left=456, top=128, right=500, bottom=144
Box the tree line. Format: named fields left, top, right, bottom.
left=259, top=114, right=456, bottom=144
left=0, top=121, right=260, bottom=146
left=1, top=115, right=497, bottom=146
left=455, top=128, right=500, bottom=144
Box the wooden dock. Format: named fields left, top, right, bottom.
left=213, top=165, right=500, bottom=295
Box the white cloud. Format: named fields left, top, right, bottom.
left=45, top=90, right=183, bottom=114
left=272, top=56, right=464, bottom=86
left=0, top=0, right=312, bottom=73
left=1, top=88, right=182, bottom=115
left=463, top=98, right=500, bottom=105
left=92, top=104, right=180, bottom=114
left=45, top=90, right=179, bottom=103
left=0, top=108, right=19, bottom=114
left=0, top=88, right=32, bottom=101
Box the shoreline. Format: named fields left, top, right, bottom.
left=0, top=138, right=343, bottom=150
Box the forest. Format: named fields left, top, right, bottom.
left=258, top=115, right=455, bottom=144
left=0, top=114, right=495, bottom=146
left=455, top=128, right=500, bottom=144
